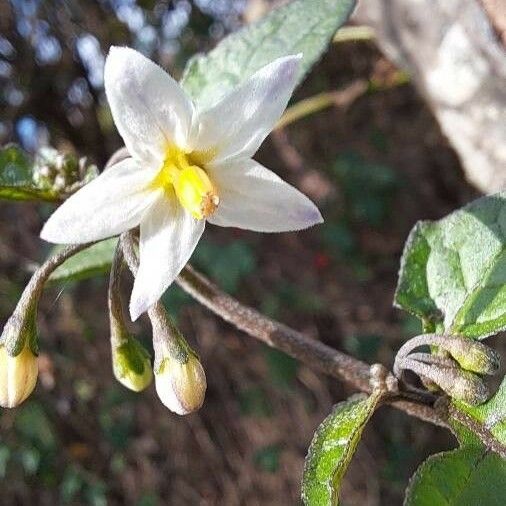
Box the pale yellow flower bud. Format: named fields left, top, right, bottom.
left=445, top=337, right=500, bottom=376
left=112, top=337, right=153, bottom=392
left=0, top=344, right=38, bottom=408
left=155, top=353, right=207, bottom=415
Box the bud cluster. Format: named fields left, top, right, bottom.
left=32, top=147, right=98, bottom=197
left=394, top=334, right=500, bottom=406
left=108, top=238, right=206, bottom=414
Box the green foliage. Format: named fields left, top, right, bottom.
left=0, top=445, right=10, bottom=478
left=254, top=444, right=281, bottom=473
left=264, top=347, right=298, bottom=390
left=404, top=447, right=506, bottom=506
left=0, top=144, right=59, bottom=202
left=453, top=377, right=506, bottom=448
left=302, top=393, right=381, bottom=505
left=260, top=280, right=326, bottom=319
left=320, top=223, right=356, bottom=258
left=331, top=152, right=398, bottom=228
left=181, top=0, right=357, bottom=109
left=162, top=285, right=192, bottom=321
left=50, top=239, right=118, bottom=283
left=343, top=334, right=381, bottom=362
left=193, top=239, right=256, bottom=293
left=0, top=144, right=97, bottom=202
left=395, top=193, right=506, bottom=339
left=60, top=466, right=107, bottom=506
left=238, top=386, right=273, bottom=418
left=15, top=402, right=56, bottom=450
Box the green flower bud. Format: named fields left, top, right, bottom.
left=397, top=355, right=490, bottom=406
left=0, top=343, right=38, bottom=408
left=440, top=368, right=490, bottom=406
left=112, top=336, right=153, bottom=392
left=154, top=351, right=206, bottom=415
left=445, top=337, right=500, bottom=376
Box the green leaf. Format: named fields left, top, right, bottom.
left=49, top=239, right=118, bottom=283
left=404, top=446, right=506, bottom=506
left=395, top=193, right=506, bottom=339
left=0, top=144, right=59, bottom=202
left=180, top=0, right=357, bottom=109
left=452, top=376, right=506, bottom=448
left=193, top=239, right=256, bottom=293
left=331, top=152, right=398, bottom=227
left=302, top=392, right=382, bottom=505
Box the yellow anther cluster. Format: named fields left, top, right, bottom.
left=154, top=145, right=219, bottom=219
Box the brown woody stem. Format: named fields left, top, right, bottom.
left=107, top=151, right=503, bottom=453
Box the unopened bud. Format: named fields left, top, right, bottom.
left=148, top=303, right=206, bottom=415
left=397, top=355, right=490, bottom=406
left=112, top=336, right=153, bottom=392
left=108, top=241, right=152, bottom=393
left=155, top=351, right=206, bottom=415
left=0, top=343, right=38, bottom=408
left=439, top=368, right=490, bottom=405
left=445, top=337, right=500, bottom=376
left=0, top=281, right=41, bottom=409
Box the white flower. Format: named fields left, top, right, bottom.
left=41, top=47, right=323, bottom=320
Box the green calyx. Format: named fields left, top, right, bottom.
left=0, top=302, right=39, bottom=357
left=112, top=335, right=153, bottom=392
left=445, top=338, right=500, bottom=376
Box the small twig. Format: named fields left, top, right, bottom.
left=333, top=25, right=375, bottom=43
left=119, top=230, right=139, bottom=276
left=447, top=402, right=506, bottom=459
left=108, top=243, right=128, bottom=347
left=275, top=80, right=368, bottom=130
left=13, top=243, right=95, bottom=318
left=175, top=265, right=448, bottom=426
left=102, top=150, right=504, bottom=449
left=178, top=265, right=371, bottom=389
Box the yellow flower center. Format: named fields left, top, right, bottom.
left=153, top=145, right=219, bottom=220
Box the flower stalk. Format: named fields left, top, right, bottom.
left=120, top=230, right=206, bottom=413
left=0, top=242, right=92, bottom=407
left=108, top=243, right=153, bottom=392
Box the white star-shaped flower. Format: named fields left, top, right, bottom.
left=41, top=47, right=323, bottom=320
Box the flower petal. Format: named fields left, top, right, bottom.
left=40, top=158, right=158, bottom=244
left=105, top=46, right=194, bottom=165
left=193, top=55, right=301, bottom=163
left=207, top=159, right=323, bottom=232
left=130, top=195, right=205, bottom=320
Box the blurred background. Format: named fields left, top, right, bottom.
left=0, top=0, right=504, bottom=504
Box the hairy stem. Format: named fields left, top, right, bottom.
left=175, top=265, right=448, bottom=426
left=275, top=80, right=367, bottom=130
left=12, top=243, right=94, bottom=320
left=108, top=243, right=129, bottom=346
left=333, top=25, right=375, bottom=43
left=107, top=151, right=503, bottom=451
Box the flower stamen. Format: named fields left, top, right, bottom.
left=154, top=145, right=219, bottom=220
